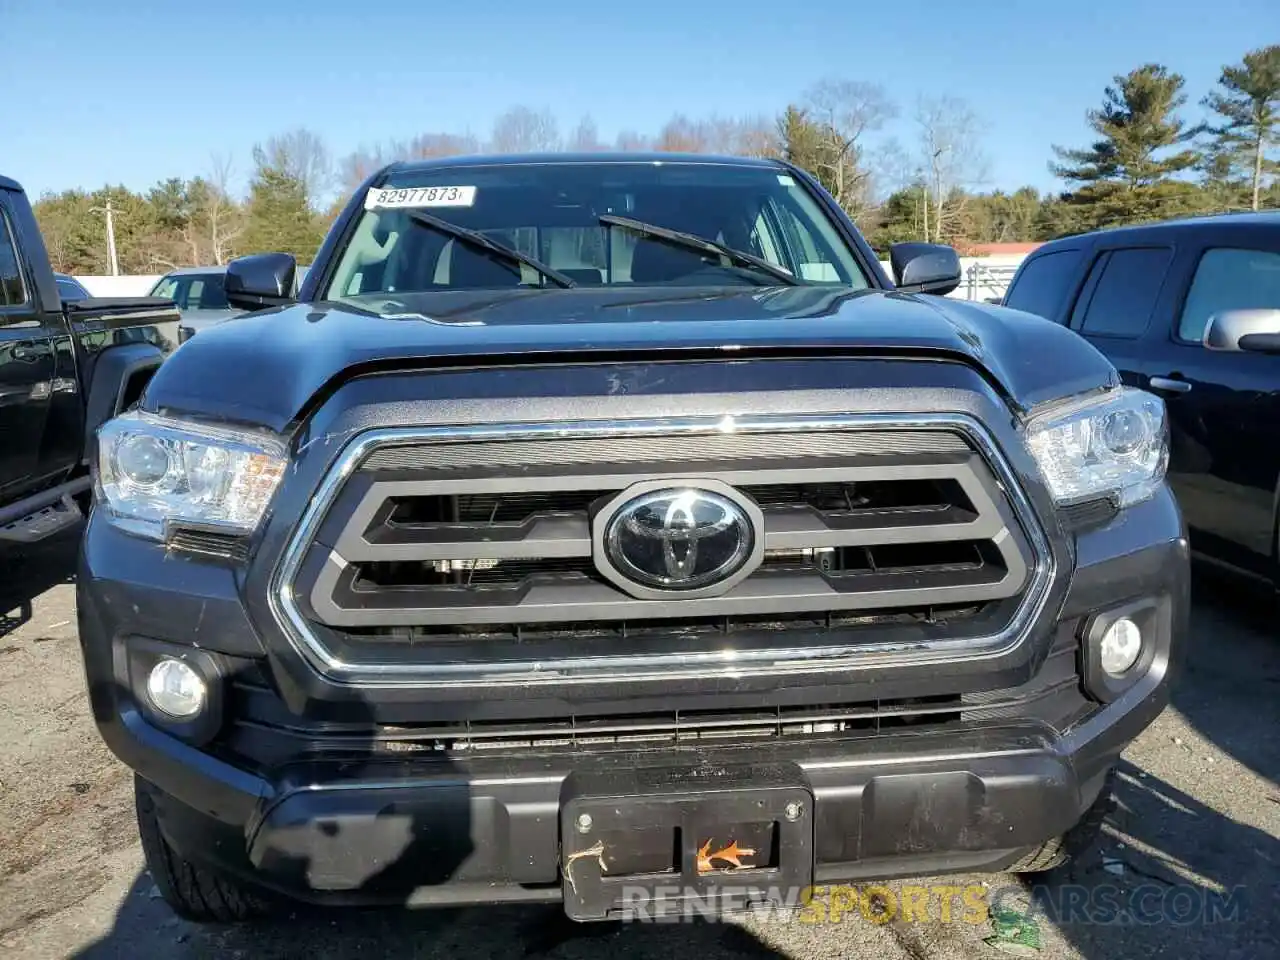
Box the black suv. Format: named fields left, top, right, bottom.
left=78, top=154, right=1188, bottom=923
left=1003, top=213, right=1280, bottom=587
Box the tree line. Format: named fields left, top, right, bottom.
left=33, top=44, right=1279, bottom=275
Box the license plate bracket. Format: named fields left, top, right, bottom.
left=560, top=764, right=813, bottom=921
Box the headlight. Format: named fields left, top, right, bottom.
left=1024, top=387, right=1168, bottom=508
left=96, top=410, right=287, bottom=541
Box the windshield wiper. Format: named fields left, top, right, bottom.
left=599, top=214, right=800, bottom=286
left=406, top=210, right=577, bottom=289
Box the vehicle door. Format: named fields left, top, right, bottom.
left=1066, top=245, right=1176, bottom=391
left=1001, top=247, right=1089, bottom=326
left=1139, top=238, right=1280, bottom=576
left=0, top=199, right=54, bottom=495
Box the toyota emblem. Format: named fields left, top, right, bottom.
left=595, top=483, right=762, bottom=598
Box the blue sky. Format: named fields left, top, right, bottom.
left=3, top=0, right=1275, bottom=201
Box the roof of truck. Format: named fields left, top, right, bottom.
left=385, top=152, right=785, bottom=176
left=0, top=174, right=22, bottom=192
left=1038, top=210, right=1280, bottom=251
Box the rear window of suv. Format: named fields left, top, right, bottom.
left=1002, top=249, right=1083, bottom=321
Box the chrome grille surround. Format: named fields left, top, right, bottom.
left=269, top=413, right=1055, bottom=687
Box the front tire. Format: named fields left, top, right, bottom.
left=135, top=777, right=276, bottom=923
left=1010, top=767, right=1115, bottom=875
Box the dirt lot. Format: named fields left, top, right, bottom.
left=1, top=530, right=1277, bottom=960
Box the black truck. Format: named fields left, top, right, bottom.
left=78, top=154, right=1188, bottom=924
left=1002, top=213, right=1280, bottom=588
left=1, top=175, right=179, bottom=544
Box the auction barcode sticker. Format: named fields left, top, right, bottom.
left=365, top=185, right=477, bottom=210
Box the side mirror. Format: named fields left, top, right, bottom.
left=1204, top=309, right=1280, bottom=354
left=889, top=242, right=962, bottom=296
left=225, top=253, right=297, bottom=312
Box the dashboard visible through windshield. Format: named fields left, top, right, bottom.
left=323, top=161, right=870, bottom=302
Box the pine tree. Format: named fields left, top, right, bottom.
left=240, top=153, right=325, bottom=262
left=33, top=190, right=101, bottom=274
left=867, top=182, right=931, bottom=252
left=1052, top=64, right=1203, bottom=228
left=777, top=106, right=828, bottom=189
left=1203, top=44, right=1280, bottom=211
left=1035, top=194, right=1090, bottom=241
left=962, top=187, right=1043, bottom=244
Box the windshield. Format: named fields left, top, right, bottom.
left=323, top=162, right=869, bottom=301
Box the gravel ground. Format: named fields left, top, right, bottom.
left=1, top=531, right=1276, bottom=960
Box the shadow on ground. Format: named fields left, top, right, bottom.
left=1002, top=758, right=1280, bottom=959
left=1171, top=568, right=1280, bottom=786
left=72, top=880, right=791, bottom=959
left=0, top=528, right=79, bottom=641
left=1014, top=569, right=1280, bottom=959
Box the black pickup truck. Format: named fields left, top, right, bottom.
left=1003, top=213, right=1280, bottom=588
left=1, top=174, right=179, bottom=544
left=79, top=154, right=1188, bottom=924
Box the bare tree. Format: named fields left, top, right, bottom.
left=915, top=95, right=989, bottom=242
left=656, top=114, right=712, bottom=153
left=255, top=128, right=333, bottom=210
left=42, top=223, right=72, bottom=273
left=566, top=115, right=605, bottom=152
left=489, top=107, right=560, bottom=153
left=869, top=137, right=913, bottom=192
left=202, top=154, right=244, bottom=265
left=339, top=146, right=387, bottom=191
left=615, top=129, right=651, bottom=151
left=669, top=115, right=779, bottom=156
left=803, top=79, right=896, bottom=216
left=729, top=115, right=782, bottom=158
left=338, top=133, right=480, bottom=191
left=407, top=132, right=481, bottom=159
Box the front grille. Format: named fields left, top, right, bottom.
left=277, top=416, right=1049, bottom=683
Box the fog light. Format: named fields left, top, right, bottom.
left=1098, top=617, right=1143, bottom=677
left=146, top=658, right=207, bottom=719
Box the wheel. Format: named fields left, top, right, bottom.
left=1010, top=767, right=1115, bottom=875
left=135, top=776, right=276, bottom=923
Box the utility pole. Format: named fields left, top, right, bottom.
left=921, top=181, right=930, bottom=244
left=89, top=200, right=121, bottom=275
left=929, top=147, right=944, bottom=244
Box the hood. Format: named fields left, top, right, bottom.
left=142, top=285, right=1118, bottom=432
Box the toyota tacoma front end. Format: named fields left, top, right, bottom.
left=77, top=153, right=1187, bottom=923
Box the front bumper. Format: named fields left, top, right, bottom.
left=119, top=693, right=1159, bottom=918
left=78, top=484, right=1187, bottom=915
